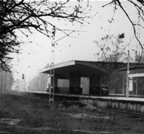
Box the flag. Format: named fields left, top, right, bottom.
left=119, top=33, right=125, bottom=39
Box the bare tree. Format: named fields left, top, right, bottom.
left=0, top=0, right=89, bottom=71
left=1, top=0, right=144, bottom=70
left=103, top=0, right=144, bottom=61
left=95, top=33, right=127, bottom=62
left=95, top=0, right=143, bottom=63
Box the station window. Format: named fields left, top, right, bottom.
left=58, top=79, right=70, bottom=88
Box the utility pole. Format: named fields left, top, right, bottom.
left=47, top=28, right=87, bottom=104
left=126, top=49, right=130, bottom=97
left=48, top=26, right=56, bottom=105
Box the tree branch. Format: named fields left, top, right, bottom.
left=116, top=0, right=143, bottom=49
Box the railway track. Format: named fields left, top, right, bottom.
left=111, top=109, right=144, bottom=119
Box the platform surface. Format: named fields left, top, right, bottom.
left=27, top=91, right=144, bottom=103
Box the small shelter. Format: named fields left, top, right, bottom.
left=41, top=60, right=139, bottom=95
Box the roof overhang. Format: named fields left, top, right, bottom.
left=117, top=64, right=144, bottom=72
left=40, top=60, right=109, bottom=78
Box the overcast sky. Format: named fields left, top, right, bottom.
left=11, top=1, right=144, bottom=83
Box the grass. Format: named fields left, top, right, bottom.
left=0, top=92, right=144, bottom=134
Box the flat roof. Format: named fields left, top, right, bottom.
left=40, top=60, right=109, bottom=78
left=117, top=64, right=144, bottom=72
left=40, top=60, right=144, bottom=78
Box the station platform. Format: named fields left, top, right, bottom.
left=26, top=91, right=144, bottom=114
left=27, top=91, right=144, bottom=101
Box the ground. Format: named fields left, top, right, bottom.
left=0, top=92, right=144, bottom=134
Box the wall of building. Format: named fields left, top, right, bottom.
left=109, top=68, right=144, bottom=96
left=109, top=71, right=126, bottom=94
left=129, top=68, right=144, bottom=95
left=56, top=74, right=109, bottom=95
left=0, top=69, right=14, bottom=94
left=57, top=79, right=70, bottom=94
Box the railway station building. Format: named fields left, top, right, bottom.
left=117, top=64, right=144, bottom=96
left=41, top=60, right=141, bottom=95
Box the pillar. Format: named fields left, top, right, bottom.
left=70, top=73, right=81, bottom=94
left=90, top=75, right=101, bottom=87
left=89, top=75, right=101, bottom=95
